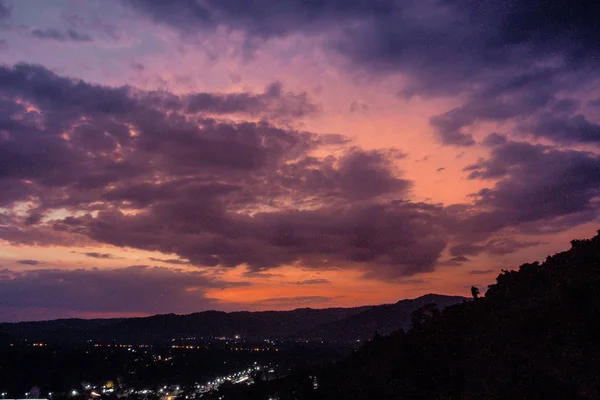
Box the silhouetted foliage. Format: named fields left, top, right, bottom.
left=410, top=303, right=440, bottom=328
left=471, top=285, right=479, bottom=299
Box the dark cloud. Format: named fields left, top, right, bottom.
left=450, top=238, right=543, bottom=257
left=0, top=63, right=445, bottom=280
left=349, top=101, right=368, bottom=114
left=448, top=243, right=482, bottom=257
left=469, top=269, right=495, bottom=275
left=125, top=0, right=392, bottom=38
left=186, top=81, right=321, bottom=119
left=437, top=255, right=470, bottom=267
left=31, top=28, right=93, bottom=42
left=0, top=0, right=10, bottom=20
left=148, top=257, right=190, bottom=265
left=83, top=252, right=118, bottom=259
left=0, top=63, right=330, bottom=203
left=16, top=260, right=40, bottom=265
left=56, top=201, right=448, bottom=279
left=127, top=1, right=600, bottom=87
left=131, top=61, right=145, bottom=71
left=0, top=266, right=245, bottom=316
left=127, top=0, right=600, bottom=147
left=428, top=70, right=566, bottom=146
left=242, top=271, right=284, bottom=279
left=288, top=279, right=330, bottom=285
left=521, top=112, right=600, bottom=144
left=462, top=137, right=600, bottom=235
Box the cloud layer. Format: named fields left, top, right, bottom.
left=1, top=0, right=600, bottom=319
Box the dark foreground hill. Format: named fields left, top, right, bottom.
left=0, top=294, right=465, bottom=344
left=215, top=231, right=600, bottom=400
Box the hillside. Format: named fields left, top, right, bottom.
left=216, top=231, right=600, bottom=400
left=297, top=294, right=467, bottom=342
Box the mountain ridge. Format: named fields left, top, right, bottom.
left=0, top=294, right=467, bottom=344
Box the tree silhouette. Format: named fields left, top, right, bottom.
left=470, top=286, right=480, bottom=299
left=410, top=303, right=440, bottom=327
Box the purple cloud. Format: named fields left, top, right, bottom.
left=0, top=0, right=10, bottom=21
left=31, top=28, right=93, bottom=42
left=83, top=252, right=118, bottom=259
left=16, top=260, right=40, bottom=265
left=2, top=63, right=600, bottom=284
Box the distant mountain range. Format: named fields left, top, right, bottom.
left=0, top=294, right=467, bottom=344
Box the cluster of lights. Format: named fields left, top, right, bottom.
left=4, top=361, right=271, bottom=399
left=198, top=364, right=263, bottom=393
left=213, top=335, right=241, bottom=341
left=91, top=343, right=153, bottom=348
left=171, top=345, right=201, bottom=349
left=232, top=347, right=279, bottom=352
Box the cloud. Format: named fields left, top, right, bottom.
left=250, top=296, right=334, bottom=309
left=520, top=112, right=600, bottom=144
left=2, top=63, right=599, bottom=284
left=83, top=252, right=118, bottom=259
left=126, top=1, right=600, bottom=87
left=437, top=255, right=470, bottom=266
left=131, top=61, right=145, bottom=71
left=0, top=1, right=10, bottom=21
left=55, top=201, right=448, bottom=279
left=349, top=101, right=368, bottom=114
left=31, top=28, right=93, bottom=42
left=0, top=265, right=246, bottom=316
left=288, top=279, right=330, bottom=285
left=242, top=271, right=284, bottom=278
left=0, top=63, right=446, bottom=279
left=125, top=0, right=600, bottom=148
left=469, top=269, right=495, bottom=275
left=450, top=238, right=545, bottom=258
left=148, top=257, right=190, bottom=265
left=16, top=260, right=40, bottom=265
left=125, top=0, right=391, bottom=38
left=186, top=81, right=321, bottom=119
left=461, top=137, right=600, bottom=236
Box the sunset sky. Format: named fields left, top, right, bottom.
left=1, top=0, right=600, bottom=322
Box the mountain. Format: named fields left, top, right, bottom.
left=296, top=294, right=467, bottom=342
left=0, top=295, right=466, bottom=344
left=223, top=231, right=600, bottom=399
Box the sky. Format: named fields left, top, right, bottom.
left=1, top=0, right=600, bottom=322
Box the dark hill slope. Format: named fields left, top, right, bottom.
left=87, top=307, right=374, bottom=343
left=298, top=294, right=467, bottom=342
left=313, top=232, right=600, bottom=399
